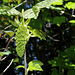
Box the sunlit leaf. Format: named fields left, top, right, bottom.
left=16, top=65, right=24, bottom=69
left=0, top=52, right=4, bottom=56
left=23, top=0, right=59, bottom=19
left=23, top=9, right=35, bottom=19
left=51, top=0, right=63, bottom=5
left=8, top=0, right=13, bottom=2
left=65, top=2, right=75, bottom=9
left=28, top=60, right=43, bottom=71
left=7, top=8, right=21, bottom=15
left=13, top=58, right=19, bottom=63
left=31, top=29, right=46, bottom=40
left=25, top=19, right=31, bottom=25
left=15, top=23, right=30, bottom=57
left=69, top=20, right=75, bottom=23
left=4, top=31, right=14, bottom=37
left=0, top=51, right=11, bottom=56
left=3, top=0, right=8, bottom=3
left=0, top=5, right=11, bottom=14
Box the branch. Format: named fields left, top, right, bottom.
left=0, top=56, right=8, bottom=61
left=4, top=36, right=14, bottom=52
left=13, top=0, right=27, bottom=9
left=0, top=59, right=14, bottom=75
left=61, top=11, right=75, bottom=17
left=0, top=25, right=12, bottom=34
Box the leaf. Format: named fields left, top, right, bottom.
left=25, top=19, right=31, bottom=25
left=69, top=20, right=75, bottom=23
left=16, top=65, right=24, bottom=69
left=65, top=2, right=75, bottom=9
left=69, top=64, right=75, bottom=67
left=51, top=0, right=63, bottom=5
left=34, top=0, right=51, bottom=9
left=53, top=16, right=66, bottom=26
left=23, top=0, right=59, bottom=19
left=7, top=8, right=21, bottom=15
left=13, top=58, right=19, bottom=63
left=0, top=51, right=11, bottom=56
left=4, top=31, right=14, bottom=37
left=28, top=60, right=43, bottom=71
left=23, top=9, right=35, bottom=19
left=28, top=18, right=43, bottom=30
left=32, top=6, right=40, bottom=19
left=31, top=29, right=46, bottom=40
left=3, top=0, right=8, bottom=3
left=0, top=5, right=11, bottom=14
left=0, top=52, right=4, bottom=56
left=0, top=5, right=21, bottom=15
left=15, top=23, right=30, bottom=57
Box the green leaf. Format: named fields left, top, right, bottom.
left=15, top=23, right=30, bottom=57
left=69, top=20, right=75, bottom=23
left=32, top=6, right=40, bottom=19
left=69, top=64, right=75, bottom=67
left=28, top=18, right=43, bottom=30
left=34, top=0, right=51, bottom=9
left=4, top=31, right=14, bottom=37
left=0, top=5, right=11, bottom=14
left=16, top=65, right=24, bottom=69
left=0, top=52, right=4, bottom=56
left=0, top=51, right=11, bottom=56
left=51, top=0, right=63, bottom=5
left=53, top=16, right=66, bottom=26
left=0, top=5, right=21, bottom=15
left=31, top=29, right=46, bottom=40
left=7, top=8, right=21, bottom=15
left=23, top=0, right=60, bottom=19
left=28, top=60, right=43, bottom=71
left=3, top=0, right=8, bottom=3
left=65, top=2, right=75, bottom=9
left=25, top=19, right=31, bottom=25
left=23, top=9, right=35, bottom=19
left=13, top=58, right=19, bottom=63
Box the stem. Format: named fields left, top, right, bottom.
left=24, top=50, right=27, bottom=75
left=0, top=59, right=14, bottom=75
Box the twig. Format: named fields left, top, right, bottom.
left=60, top=10, right=75, bottom=17
left=0, top=56, right=8, bottom=61
left=52, top=28, right=70, bottom=38
left=0, top=25, right=12, bottom=34
left=4, top=36, right=14, bottom=52
left=0, top=59, right=14, bottom=75
left=13, top=0, right=27, bottom=9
